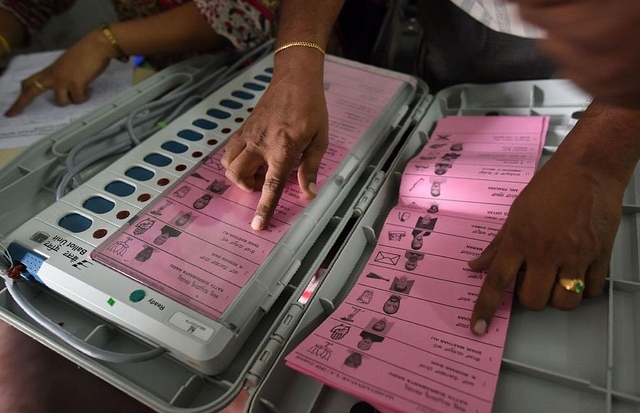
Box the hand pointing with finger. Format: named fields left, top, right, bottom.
left=221, top=48, right=329, bottom=230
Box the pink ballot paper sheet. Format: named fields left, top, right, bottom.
left=91, top=60, right=408, bottom=322
left=285, top=116, right=549, bottom=413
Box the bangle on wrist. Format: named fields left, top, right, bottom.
left=100, top=23, right=129, bottom=63
left=274, top=41, right=325, bottom=56
left=0, top=34, right=11, bottom=54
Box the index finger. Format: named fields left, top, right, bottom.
left=470, top=247, right=523, bottom=336
left=6, top=79, right=47, bottom=117
left=251, top=157, right=294, bottom=231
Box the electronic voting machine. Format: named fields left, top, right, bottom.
left=1, top=48, right=639, bottom=413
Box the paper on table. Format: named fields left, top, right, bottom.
left=0, top=50, right=134, bottom=149
left=285, top=116, right=549, bottom=413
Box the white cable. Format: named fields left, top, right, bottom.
left=55, top=58, right=232, bottom=198
left=0, top=240, right=13, bottom=269
left=4, top=278, right=166, bottom=363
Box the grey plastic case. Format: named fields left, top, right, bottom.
left=249, top=81, right=640, bottom=413
left=0, top=53, right=426, bottom=412
left=1, top=53, right=638, bottom=413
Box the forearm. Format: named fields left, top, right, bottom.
left=273, top=0, right=345, bottom=76
left=108, top=2, right=227, bottom=57
left=555, top=99, right=640, bottom=189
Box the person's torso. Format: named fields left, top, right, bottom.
left=448, top=0, right=544, bottom=39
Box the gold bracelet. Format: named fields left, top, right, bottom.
left=100, top=23, right=129, bottom=63
left=0, top=34, right=10, bottom=54
left=274, top=41, right=325, bottom=56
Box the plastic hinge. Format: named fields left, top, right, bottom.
left=391, top=104, right=410, bottom=129
left=354, top=170, right=387, bottom=216
left=334, top=155, right=360, bottom=187
left=272, top=303, right=303, bottom=341
left=247, top=304, right=304, bottom=382
left=260, top=259, right=301, bottom=312
left=260, top=282, right=285, bottom=313
left=279, top=258, right=301, bottom=288
left=412, top=94, right=433, bottom=123
left=247, top=333, right=286, bottom=382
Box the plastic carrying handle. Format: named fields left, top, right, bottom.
left=5, top=279, right=166, bottom=363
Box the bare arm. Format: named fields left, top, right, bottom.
left=221, top=0, right=346, bottom=230
left=5, top=2, right=228, bottom=116
left=108, top=2, right=228, bottom=57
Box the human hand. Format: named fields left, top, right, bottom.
left=4, top=30, right=116, bottom=117
left=468, top=147, right=624, bottom=335
left=221, top=56, right=329, bottom=230
left=511, top=0, right=640, bottom=107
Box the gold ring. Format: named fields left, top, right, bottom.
left=558, top=278, right=585, bottom=294
left=32, top=80, right=46, bottom=91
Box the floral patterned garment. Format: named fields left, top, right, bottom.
left=194, top=0, right=276, bottom=50
left=0, top=0, right=277, bottom=51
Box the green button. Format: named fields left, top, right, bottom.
left=129, top=289, right=146, bottom=303
left=107, top=297, right=116, bottom=307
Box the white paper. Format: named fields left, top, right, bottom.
left=0, top=50, right=134, bottom=149
left=449, top=0, right=546, bottom=39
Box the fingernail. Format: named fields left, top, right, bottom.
left=4, top=110, right=15, bottom=117
left=309, top=182, right=317, bottom=195
left=251, top=215, right=264, bottom=231
left=473, top=320, right=487, bottom=336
